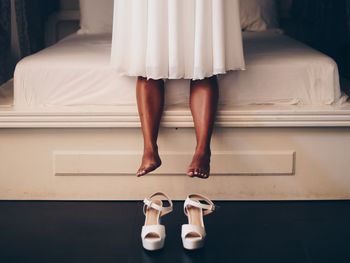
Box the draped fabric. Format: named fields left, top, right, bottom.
left=111, top=0, right=246, bottom=80
left=290, top=0, right=349, bottom=78
left=0, top=0, right=11, bottom=86
left=14, top=0, right=59, bottom=58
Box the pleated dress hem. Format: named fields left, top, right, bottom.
left=114, top=66, right=247, bottom=81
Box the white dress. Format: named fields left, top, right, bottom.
left=111, top=0, right=246, bottom=81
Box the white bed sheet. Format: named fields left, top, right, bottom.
left=14, top=30, right=348, bottom=108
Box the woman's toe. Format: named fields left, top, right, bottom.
left=187, top=169, right=195, bottom=176
left=196, top=169, right=204, bottom=178
left=137, top=166, right=147, bottom=176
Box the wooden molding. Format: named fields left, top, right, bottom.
left=1, top=104, right=350, bottom=128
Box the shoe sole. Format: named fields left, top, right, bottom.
left=182, top=238, right=205, bottom=250
left=142, top=239, right=165, bottom=251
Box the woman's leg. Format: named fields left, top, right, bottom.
left=136, top=76, right=165, bottom=177
left=187, top=75, right=219, bottom=179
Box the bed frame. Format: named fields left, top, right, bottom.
left=1, top=8, right=349, bottom=201
left=1, top=78, right=350, bottom=201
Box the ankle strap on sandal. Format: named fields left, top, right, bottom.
left=143, top=192, right=173, bottom=217
left=184, top=193, right=216, bottom=216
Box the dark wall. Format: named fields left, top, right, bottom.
left=15, top=0, right=59, bottom=57
left=0, top=0, right=59, bottom=85
left=0, top=0, right=11, bottom=86
left=280, top=0, right=350, bottom=80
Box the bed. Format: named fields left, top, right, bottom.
left=1, top=14, right=350, bottom=201
left=13, top=30, right=348, bottom=108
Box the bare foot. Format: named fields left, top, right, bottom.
left=136, top=147, right=162, bottom=177
left=187, top=149, right=211, bottom=179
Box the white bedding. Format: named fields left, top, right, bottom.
left=14, top=30, right=348, bottom=108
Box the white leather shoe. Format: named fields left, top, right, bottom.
left=181, top=193, right=216, bottom=250
left=141, top=192, right=173, bottom=251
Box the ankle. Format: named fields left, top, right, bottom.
left=144, top=144, right=159, bottom=153
left=194, top=145, right=211, bottom=155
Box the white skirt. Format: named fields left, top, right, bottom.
left=111, top=0, right=246, bottom=80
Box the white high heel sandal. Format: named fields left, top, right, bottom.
left=181, top=193, right=216, bottom=250
left=141, top=192, right=173, bottom=251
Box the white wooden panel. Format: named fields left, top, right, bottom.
left=54, top=151, right=295, bottom=175
left=1, top=127, right=350, bottom=200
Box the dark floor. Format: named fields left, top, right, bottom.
left=0, top=200, right=349, bottom=263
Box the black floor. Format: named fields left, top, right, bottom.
left=1, top=200, right=349, bottom=263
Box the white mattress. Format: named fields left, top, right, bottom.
left=14, top=30, right=348, bottom=108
